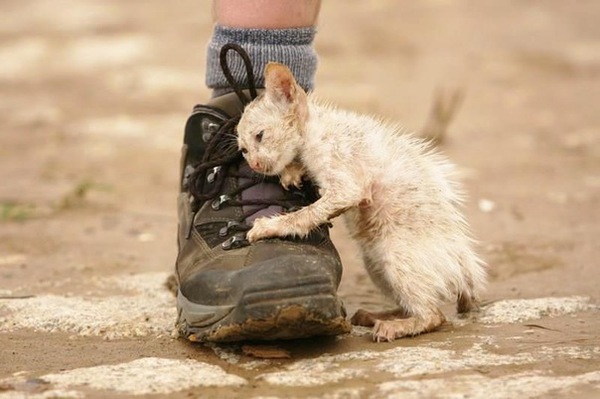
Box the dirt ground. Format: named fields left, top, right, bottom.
left=0, top=0, right=599, bottom=398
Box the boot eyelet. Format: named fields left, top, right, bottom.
left=222, top=234, right=248, bottom=250
left=201, top=119, right=221, bottom=142
left=211, top=194, right=231, bottom=210
left=207, top=166, right=221, bottom=183
left=219, top=221, right=239, bottom=237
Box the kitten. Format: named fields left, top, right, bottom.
left=236, top=62, right=486, bottom=342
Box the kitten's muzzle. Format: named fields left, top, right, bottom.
left=249, top=160, right=274, bottom=175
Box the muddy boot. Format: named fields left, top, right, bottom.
left=174, top=46, right=350, bottom=343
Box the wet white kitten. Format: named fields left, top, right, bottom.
left=237, top=63, right=486, bottom=342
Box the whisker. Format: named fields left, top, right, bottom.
left=220, top=142, right=240, bottom=153
left=221, top=133, right=239, bottom=141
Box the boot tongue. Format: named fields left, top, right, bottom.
left=238, top=163, right=286, bottom=224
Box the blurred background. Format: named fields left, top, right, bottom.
left=0, top=0, right=599, bottom=388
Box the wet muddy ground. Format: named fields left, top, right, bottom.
left=0, top=0, right=599, bottom=398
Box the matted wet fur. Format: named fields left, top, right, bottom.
left=236, top=63, right=487, bottom=342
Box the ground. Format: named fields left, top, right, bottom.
left=0, top=0, right=599, bottom=398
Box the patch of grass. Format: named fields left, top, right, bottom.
left=0, top=201, right=36, bottom=222
left=57, top=179, right=113, bottom=210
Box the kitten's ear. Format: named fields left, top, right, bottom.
left=264, top=62, right=301, bottom=104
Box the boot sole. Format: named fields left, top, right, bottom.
left=176, top=276, right=351, bottom=342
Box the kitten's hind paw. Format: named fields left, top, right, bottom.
left=350, top=308, right=410, bottom=327
left=350, top=309, right=377, bottom=327
left=371, top=311, right=446, bottom=342
left=372, top=320, right=403, bottom=342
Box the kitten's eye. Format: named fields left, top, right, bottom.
left=255, top=130, right=264, bottom=143
left=240, top=147, right=248, bottom=154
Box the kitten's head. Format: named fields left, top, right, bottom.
left=237, top=62, right=308, bottom=175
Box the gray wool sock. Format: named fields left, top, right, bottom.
left=206, top=25, right=317, bottom=97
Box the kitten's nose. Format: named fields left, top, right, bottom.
left=251, top=160, right=262, bottom=171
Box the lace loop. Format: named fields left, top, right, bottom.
left=219, top=43, right=258, bottom=105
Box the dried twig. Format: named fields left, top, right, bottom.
left=0, top=295, right=35, bottom=300
left=420, top=88, right=465, bottom=145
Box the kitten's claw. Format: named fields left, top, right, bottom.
left=370, top=311, right=446, bottom=342
left=372, top=320, right=402, bottom=342
left=279, top=172, right=303, bottom=190
left=279, top=163, right=305, bottom=190
left=247, top=217, right=284, bottom=243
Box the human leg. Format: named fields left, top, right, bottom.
left=206, top=0, right=321, bottom=96
left=174, top=0, right=349, bottom=342
left=213, top=0, right=321, bottom=29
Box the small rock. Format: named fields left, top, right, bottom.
left=478, top=199, right=496, bottom=213
left=137, top=233, right=155, bottom=242
left=0, top=254, right=27, bottom=266
left=0, top=382, right=14, bottom=391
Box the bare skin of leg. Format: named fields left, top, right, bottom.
left=352, top=308, right=446, bottom=342
left=213, top=0, right=321, bottom=28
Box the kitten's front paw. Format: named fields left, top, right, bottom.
left=279, top=171, right=303, bottom=190
left=246, top=217, right=285, bottom=243
left=279, top=163, right=304, bottom=190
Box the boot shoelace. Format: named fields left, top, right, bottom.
left=186, top=44, right=312, bottom=249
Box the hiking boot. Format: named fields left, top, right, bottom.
left=174, top=45, right=350, bottom=342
